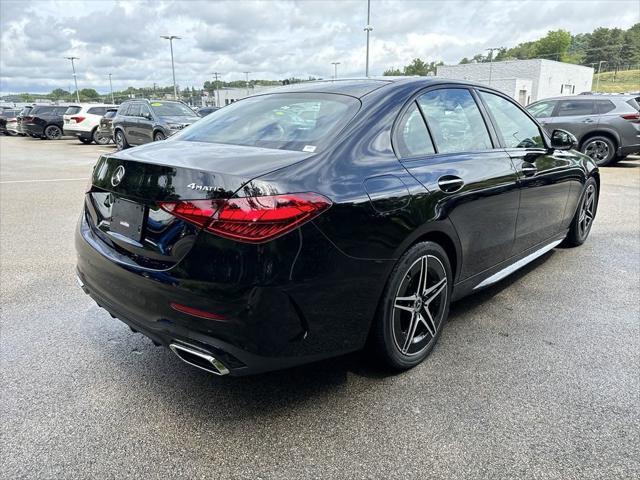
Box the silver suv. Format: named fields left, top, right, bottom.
left=527, top=94, right=640, bottom=166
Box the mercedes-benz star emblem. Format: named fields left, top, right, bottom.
left=111, top=165, right=125, bottom=187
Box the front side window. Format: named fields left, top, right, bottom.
left=395, top=102, right=435, bottom=158
left=527, top=101, right=556, bottom=118
left=417, top=88, right=492, bottom=154
left=556, top=100, right=595, bottom=117
left=175, top=93, right=360, bottom=152
left=149, top=102, right=196, bottom=117
left=127, top=104, right=141, bottom=117
left=480, top=91, right=544, bottom=149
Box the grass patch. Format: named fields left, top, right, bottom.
left=593, top=70, right=640, bottom=93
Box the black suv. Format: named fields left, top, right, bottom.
left=22, top=105, right=76, bottom=140
left=112, top=99, right=200, bottom=150
left=527, top=94, right=640, bottom=166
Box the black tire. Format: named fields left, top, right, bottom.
left=562, top=177, right=598, bottom=247
left=44, top=125, right=62, bottom=140
left=93, top=128, right=110, bottom=145
left=580, top=136, right=616, bottom=166
left=114, top=129, right=128, bottom=150
left=372, top=241, right=452, bottom=370
left=153, top=131, right=166, bottom=141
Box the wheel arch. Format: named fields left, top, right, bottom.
left=579, top=129, right=620, bottom=150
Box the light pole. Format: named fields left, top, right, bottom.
left=160, top=35, right=181, bottom=99
left=65, top=56, right=80, bottom=102
left=331, top=62, right=341, bottom=80
left=211, top=72, right=221, bottom=107
left=485, top=47, right=500, bottom=86
left=364, top=0, right=372, bottom=77
left=595, top=60, right=608, bottom=92
left=243, top=71, right=250, bottom=97
left=108, top=73, right=114, bottom=104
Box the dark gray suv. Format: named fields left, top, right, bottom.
left=527, top=94, right=640, bottom=166
left=113, top=99, right=200, bottom=150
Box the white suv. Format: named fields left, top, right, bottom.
left=63, top=104, right=117, bottom=144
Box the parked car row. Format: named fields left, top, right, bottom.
left=5, top=100, right=206, bottom=147
left=527, top=94, right=640, bottom=166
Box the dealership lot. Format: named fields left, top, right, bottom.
left=1, top=136, right=638, bottom=479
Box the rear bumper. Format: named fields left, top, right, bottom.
left=618, top=144, right=640, bottom=157
left=75, top=209, right=391, bottom=375
left=64, top=127, right=93, bottom=140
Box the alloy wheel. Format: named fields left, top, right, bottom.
left=578, top=184, right=596, bottom=238
left=45, top=125, right=61, bottom=140
left=115, top=131, right=124, bottom=149
left=584, top=140, right=610, bottom=164
left=392, top=255, right=448, bottom=356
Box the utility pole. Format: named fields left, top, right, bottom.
left=485, top=47, right=500, bottom=86
left=243, top=71, right=250, bottom=97
left=331, top=62, right=341, bottom=80
left=211, top=72, right=221, bottom=107
left=160, top=35, right=181, bottom=99
left=364, top=0, right=372, bottom=77
left=65, top=56, right=80, bottom=102
left=595, top=60, right=608, bottom=92
left=108, top=73, right=114, bottom=104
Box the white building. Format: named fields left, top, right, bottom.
left=204, top=85, right=276, bottom=106
left=436, top=59, right=594, bottom=105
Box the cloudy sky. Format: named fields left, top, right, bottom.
left=1, top=0, right=638, bottom=94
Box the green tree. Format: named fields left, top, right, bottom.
left=78, top=88, right=100, bottom=101
left=620, top=23, right=640, bottom=68
left=383, top=67, right=403, bottom=75
left=50, top=88, right=70, bottom=100
left=534, top=30, right=572, bottom=61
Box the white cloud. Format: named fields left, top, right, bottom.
left=0, top=0, right=637, bottom=94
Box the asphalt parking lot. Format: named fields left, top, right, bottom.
left=1, top=135, right=638, bottom=479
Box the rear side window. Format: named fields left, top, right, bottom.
left=596, top=100, right=616, bottom=114
left=127, top=104, right=141, bottom=117
left=417, top=88, right=492, bottom=154
left=395, top=102, right=435, bottom=158
left=19, top=107, right=32, bottom=115
left=175, top=93, right=360, bottom=153
left=65, top=106, right=82, bottom=115
left=31, top=106, right=55, bottom=115
left=556, top=100, right=596, bottom=116
left=479, top=91, right=544, bottom=149
left=527, top=101, right=556, bottom=118
left=87, top=107, right=107, bottom=115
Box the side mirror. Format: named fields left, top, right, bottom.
left=550, top=129, right=577, bottom=150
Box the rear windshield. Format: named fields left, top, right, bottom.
left=65, top=106, right=82, bottom=115
left=104, top=110, right=117, bottom=119
left=149, top=102, right=196, bottom=117
left=0, top=110, right=20, bottom=117
left=19, top=107, right=33, bottom=115
left=174, top=93, right=360, bottom=152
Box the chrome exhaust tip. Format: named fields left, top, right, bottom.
left=169, top=342, right=230, bottom=376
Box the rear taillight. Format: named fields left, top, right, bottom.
left=621, top=112, right=640, bottom=122
left=23, top=116, right=33, bottom=122
left=159, top=193, right=332, bottom=243
left=71, top=116, right=86, bottom=123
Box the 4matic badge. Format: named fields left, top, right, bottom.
left=187, top=182, right=216, bottom=192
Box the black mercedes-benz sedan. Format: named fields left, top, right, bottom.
left=75, top=78, right=599, bottom=376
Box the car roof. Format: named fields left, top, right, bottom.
left=533, top=94, right=638, bottom=103
left=255, top=77, right=477, bottom=99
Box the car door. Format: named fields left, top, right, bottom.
left=399, top=86, right=520, bottom=280
left=477, top=89, right=575, bottom=254
left=138, top=104, right=155, bottom=144
left=549, top=99, right=598, bottom=143
left=125, top=103, right=142, bottom=144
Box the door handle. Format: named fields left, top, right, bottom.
left=581, top=118, right=595, bottom=123
left=521, top=162, right=537, bottom=177
left=437, top=175, right=464, bottom=193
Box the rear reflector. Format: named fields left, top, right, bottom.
left=169, top=302, right=226, bottom=321
left=621, top=112, right=640, bottom=122
left=159, top=193, right=332, bottom=243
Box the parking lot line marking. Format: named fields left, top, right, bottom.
left=0, top=178, right=87, bottom=184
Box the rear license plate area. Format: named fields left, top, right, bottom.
left=111, top=198, right=145, bottom=242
